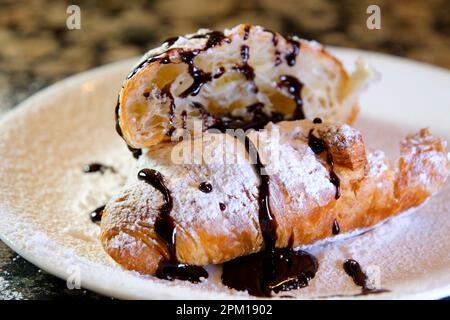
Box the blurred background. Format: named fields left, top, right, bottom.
left=1, top=0, right=450, bottom=113
left=0, top=0, right=449, bottom=299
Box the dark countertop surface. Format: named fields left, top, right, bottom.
left=0, top=0, right=449, bottom=300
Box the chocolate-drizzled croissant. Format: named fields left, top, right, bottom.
left=116, top=24, right=377, bottom=149
left=100, top=120, right=449, bottom=275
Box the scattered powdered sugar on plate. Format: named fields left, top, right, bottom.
left=0, top=59, right=449, bottom=299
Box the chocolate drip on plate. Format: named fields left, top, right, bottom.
left=343, top=259, right=389, bottom=295
left=198, top=182, right=213, bottom=193
left=83, top=163, right=116, bottom=174
left=138, top=168, right=208, bottom=283
left=222, top=247, right=318, bottom=297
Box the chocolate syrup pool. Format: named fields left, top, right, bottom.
left=222, top=248, right=318, bottom=297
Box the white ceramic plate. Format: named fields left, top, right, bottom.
left=0, top=48, right=449, bottom=300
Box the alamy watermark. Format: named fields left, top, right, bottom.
left=66, top=5, right=81, bottom=30
left=366, top=5, right=381, bottom=30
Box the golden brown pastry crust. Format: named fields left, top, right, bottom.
left=117, top=24, right=376, bottom=149
left=100, top=121, right=449, bottom=275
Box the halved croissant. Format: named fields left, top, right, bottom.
left=100, top=120, right=449, bottom=275
left=117, top=24, right=377, bottom=149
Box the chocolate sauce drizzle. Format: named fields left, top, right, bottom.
left=179, top=51, right=213, bottom=98
left=192, top=102, right=216, bottom=127
left=332, top=219, right=340, bottom=235
left=212, top=108, right=284, bottom=132
left=127, top=55, right=159, bottom=80
left=307, top=127, right=341, bottom=199
left=204, top=31, right=228, bottom=48
left=180, top=110, right=187, bottom=129
left=83, top=163, right=116, bottom=174
left=213, top=66, right=226, bottom=79
left=264, top=29, right=282, bottom=66
left=285, top=37, right=300, bottom=67
left=114, top=100, right=122, bottom=137
left=180, top=31, right=228, bottom=98
left=115, top=100, right=142, bottom=159
left=221, top=136, right=319, bottom=297
left=233, top=45, right=255, bottom=82
left=343, top=259, right=389, bottom=295
left=161, top=83, right=176, bottom=125
left=313, top=117, right=323, bottom=124
left=179, top=31, right=229, bottom=98
left=138, top=168, right=208, bottom=282
left=243, top=25, right=250, bottom=41
left=118, top=29, right=308, bottom=158
left=110, top=29, right=392, bottom=298
left=198, top=182, right=213, bottom=193
left=278, top=75, right=305, bottom=120
left=127, top=145, right=143, bottom=160
left=329, top=170, right=341, bottom=199
left=90, top=205, right=105, bottom=223
left=163, top=36, right=179, bottom=47
left=119, top=31, right=230, bottom=156
left=230, top=45, right=258, bottom=95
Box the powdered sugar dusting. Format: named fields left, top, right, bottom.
left=0, top=60, right=449, bottom=299
left=254, top=125, right=335, bottom=207
left=367, top=149, right=388, bottom=178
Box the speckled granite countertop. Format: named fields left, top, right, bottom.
left=0, top=0, right=449, bottom=300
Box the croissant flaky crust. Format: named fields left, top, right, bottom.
left=117, top=24, right=377, bottom=149
left=100, top=120, right=449, bottom=275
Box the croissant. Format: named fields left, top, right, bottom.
left=100, top=120, right=449, bottom=277
left=115, top=24, right=377, bottom=149
left=103, top=24, right=447, bottom=296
